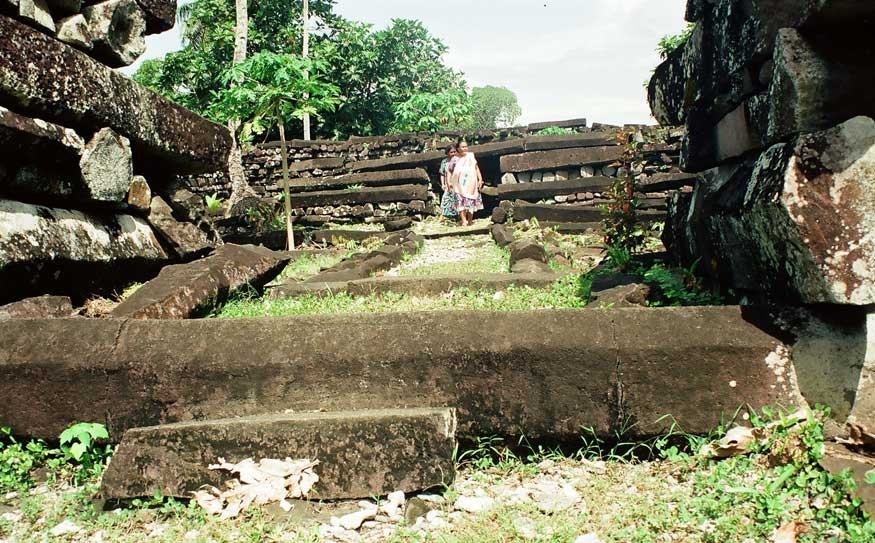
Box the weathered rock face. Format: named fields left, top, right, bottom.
left=100, top=408, right=457, bottom=500
left=0, top=198, right=168, bottom=303
left=79, top=127, right=133, bottom=203
left=0, top=16, right=231, bottom=174
left=147, top=195, right=213, bottom=259
left=134, top=0, right=175, bottom=34
left=0, top=307, right=797, bottom=440
left=83, top=0, right=146, bottom=68
left=667, top=117, right=875, bottom=306
left=0, top=295, right=74, bottom=319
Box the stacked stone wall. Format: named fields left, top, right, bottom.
left=0, top=5, right=231, bottom=304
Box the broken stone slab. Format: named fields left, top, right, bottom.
left=0, top=198, right=168, bottom=303
left=497, top=177, right=613, bottom=201
left=513, top=202, right=603, bottom=224
left=289, top=168, right=429, bottom=192
left=523, top=132, right=616, bottom=152
left=0, top=307, right=797, bottom=440
left=55, top=14, right=93, bottom=51
left=819, top=443, right=875, bottom=516
left=468, top=139, right=525, bottom=159
left=349, top=151, right=445, bottom=173
left=82, top=0, right=146, bottom=68
left=127, top=175, right=151, bottom=210
left=111, top=244, right=289, bottom=319
left=147, top=196, right=213, bottom=259
left=508, top=240, right=547, bottom=267
left=490, top=224, right=514, bottom=247
left=667, top=116, right=875, bottom=305
left=0, top=16, right=232, bottom=174
left=134, top=0, right=175, bottom=34
left=311, top=229, right=394, bottom=246
left=491, top=207, right=508, bottom=224
left=384, top=217, right=413, bottom=232
left=0, top=295, right=74, bottom=319
left=510, top=259, right=551, bottom=274
left=100, top=408, right=456, bottom=501
left=589, top=283, right=650, bottom=308
left=79, top=128, right=133, bottom=203
left=16, top=0, right=54, bottom=32
left=637, top=172, right=698, bottom=193
left=500, top=146, right=624, bottom=174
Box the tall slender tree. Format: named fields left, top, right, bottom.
left=226, top=0, right=256, bottom=209
left=302, top=0, right=311, bottom=140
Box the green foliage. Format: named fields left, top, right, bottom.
left=392, top=90, right=472, bottom=134
left=641, top=260, right=723, bottom=307
left=204, top=192, right=224, bottom=215
left=135, top=1, right=467, bottom=138
left=657, top=23, right=694, bottom=59
left=602, top=134, right=646, bottom=254
left=467, top=86, right=522, bottom=130
left=534, top=126, right=573, bottom=136
left=209, top=52, right=340, bottom=142
left=0, top=423, right=111, bottom=491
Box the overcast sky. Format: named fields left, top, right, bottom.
left=126, top=0, right=688, bottom=126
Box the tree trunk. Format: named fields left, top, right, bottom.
left=226, top=0, right=255, bottom=211
left=302, top=0, right=311, bottom=140
left=277, top=105, right=296, bottom=250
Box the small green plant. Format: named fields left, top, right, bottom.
left=0, top=427, right=51, bottom=491
left=642, top=260, right=722, bottom=307
left=602, top=133, right=646, bottom=255
left=535, top=126, right=573, bottom=136
left=59, top=422, right=111, bottom=484
left=657, top=23, right=694, bottom=59
left=346, top=183, right=364, bottom=190
left=204, top=192, right=223, bottom=215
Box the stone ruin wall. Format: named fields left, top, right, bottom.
left=0, top=2, right=232, bottom=304
left=184, top=119, right=690, bottom=231
left=648, top=0, right=875, bottom=426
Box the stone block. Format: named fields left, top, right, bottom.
left=0, top=16, right=231, bottom=174
left=289, top=168, right=429, bottom=192
left=79, top=127, right=133, bottom=203
left=523, top=132, right=613, bottom=152
left=491, top=207, right=508, bottom=224
left=0, top=296, right=74, bottom=319
left=82, top=0, right=146, bottom=68
left=100, top=408, right=457, bottom=500
left=508, top=240, right=548, bottom=267
left=287, top=185, right=428, bottom=208
left=497, top=177, right=613, bottom=201
left=510, top=258, right=551, bottom=274
left=490, top=224, right=514, bottom=247
left=112, top=244, right=289, bottom=319
left=147, top=196, right=213, bottom=259
left=0, top=307, right=797, bottom=440
left=513, top=201, right=604, bottom=224
left=0, top=198, right=167, bottom=303
left=500, top=146, right=624, bottom=173
left=135, top=0, right=176, bottom=34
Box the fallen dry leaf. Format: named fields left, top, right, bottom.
left=771, top=521, right=801, bottom=543
left=703, top=426, right=757, bottom=458
left=193, top=457, right=319, bottom=519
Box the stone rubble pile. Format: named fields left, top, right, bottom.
left=0, top=4, right=231, bottom=304
left=648, top=0, right=875, bottom=427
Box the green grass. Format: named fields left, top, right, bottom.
left=397, top=240, right=510, bottom=277
left=212, top=274, right=591, bottom=318
left=3, top=408, right=872, bottom=543
left=275, top=253, right=345, bottom=283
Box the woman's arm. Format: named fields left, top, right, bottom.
left=476, top=164, right=484, bottom=189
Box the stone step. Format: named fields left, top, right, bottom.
left=287, top=184, right=429, bottom=208
left=0, top=307, right=797, bottom=441
left=289, top=168, right=430, bottom=192
left=100, top=408, right=457, bottom=501
left=269, top=273, right=561, bottom=299
left=497, top=177, right=614, bottom=201
left=0, top=16, right=231, bottom=174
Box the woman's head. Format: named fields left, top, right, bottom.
left=445, top=144, right=456, bottom=158
left=455, top=138, right=469, bottom=156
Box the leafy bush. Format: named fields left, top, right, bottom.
left=641, top=261, right=722, bottom=307
left=657, top=24, right=694, bottom=59
left=204, top=192, right=223, bottom=215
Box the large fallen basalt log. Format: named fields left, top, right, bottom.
left=287, top=184, right=429, bottom=208
left=289, top=168, right=430, bottom=192
left=666, top=116, right=875, bottom=306
left=349, top=151, right=445, bottom=173
left=513, top=201, right=604, bottom=223
left=112, top=244, right=289, bottom=319
left=500, top=146, right=624, bottom=173
left=522, top=132, right=616, bottom=152
left=0, top=16, right=231, bottom=174
left=0, top=198, right=168, bottom=303
left=0, top=307, right=797, bottom=440
left=101, top=408, right=456, bottom=501
left=134, top=0, right=175, bottom=34
left=497, top=177, right=613, bottom=201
